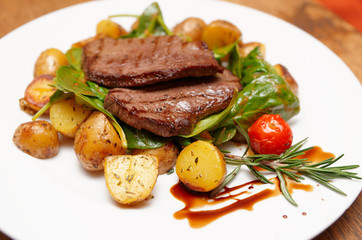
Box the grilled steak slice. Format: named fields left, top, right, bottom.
left=82, top=36, right=223, bottom=88
left=104, top=69, right=242, bottom=137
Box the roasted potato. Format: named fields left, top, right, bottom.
left=34, top=48, right=68, bottom=77
left=104, top=155, right=159, bottom=205
left=176, top=140, right=226, bottom=192
left=173, top=17, right=206, bottom=42
left=239, top=42, right=266, bottom=58
left=13, top=120, right=59, bottom=159
left=96, top=19, right=127, bottom=39
left=19, top=98, right=37, bottom=115
left=24, top=74, right=56, bottom=112
left=74, top=111, right=126, bottom=171
left=50, top=97, right=93, bottom=138
left=132, top=142, right=179, bottom=175
left=274, top=64, right=299, bottom=95
left=202, top=20, right=241, bottom=50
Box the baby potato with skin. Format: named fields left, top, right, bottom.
left=132, top=142, right=179, bottom=175
left=173, top=17, right=206, bottom=42
left=96, top=19, right=128, bottom=39
left=13, top=120, right=59, bottom=159
left=74, top=111, right=126, bottom=171
left=202, top=20, right=242, bottom=50
left=24, top=74, right=56, bottom=112
left=176, top=140, right=226, bottom=192
left=34, top=48, right=68, bottom=77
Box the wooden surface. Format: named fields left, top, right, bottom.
left=0, top=0, right=360, bottom=239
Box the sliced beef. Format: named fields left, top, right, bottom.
left=104, top=69, right=242, bottom=137
left=82, top=36, right=223, bottom=88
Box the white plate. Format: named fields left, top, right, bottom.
left=0, top=0, right=361, bottom=239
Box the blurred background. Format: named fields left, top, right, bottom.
left=0, top=0, right=361, bottom=239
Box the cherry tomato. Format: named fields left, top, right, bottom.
left=247, top=114, right=293, bottom=155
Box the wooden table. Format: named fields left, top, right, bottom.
left=0, top=0, right=360, bottom=239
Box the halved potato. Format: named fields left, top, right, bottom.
left=104, top=155, right=159, bottom=205
left=132, top=142, right=179, bottom=175
left=50, top=97, right=93, bottom=138
left=202, top=20, right=241, bottom=50
left=24, top=74, right=56, bottom=112
left=176, top=140, right=226, bottom=192
left=34, top=48, right=68, bottom=77
left=74, top=111, right=126, bottom=171
left=13, top=120, right=59, bottom=159
left=173, top=17, right=206, bottom=42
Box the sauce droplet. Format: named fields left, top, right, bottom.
left=171, top=178, right=312, bottom=228
left=171, top=146, right=333, bottom=228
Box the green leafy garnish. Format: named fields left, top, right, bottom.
left=219, top=47, right=300, bottom=132
left=180, top=89, right=238, bottom=138
left=122, top=123, right=168, bottom=149
left=125, top=2, right=171, bottom=38
left=212, top=120, right=361, bottom=205
left=65, top=47, right=83, bottom=71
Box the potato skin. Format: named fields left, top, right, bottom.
left=173, top=17, right=206, bottom=42
left=24, top=74, right=56, bottom=112
left=274, top=64, right=298, bottom=95
left=74, top=111, right=126, bottom=171
left=13, top=120, right=59, bottom=159
left=34, top=48, right=68, bottom=77
left=96, top=19, right=128, bottom=39
left=176, top=140, right=226, bottom=192
left=202, top=20, right=241, bottom=50
left=19, top=98, right=37, bottom=115
left=132, top=142, right=179, bottom=175
left=50, top=97, right=93, bottom=138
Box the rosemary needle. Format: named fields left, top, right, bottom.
left=213, top=120, right=361, bottom=205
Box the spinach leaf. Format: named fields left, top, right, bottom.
left=228, top=43, right=243, bottom=79
left=180, top=90, right=238, bottom=138
left=122, top=123, right=168, bottom=149
left=65, top=48, right=83, bottom=71
left=55, top=65, right=128, bottom=150
left=56, top=66, right=94, bottom=96
left=241, top=47, right=277, bottom=86
left=87, top=81, right=108, bottom=102
left=213, top=41, right=238, bottom=60
left=125, top=2, right=171, bottom=38
left=211, top=126, right=237, bottom=145
left=219, top=47, right=300, bottom=131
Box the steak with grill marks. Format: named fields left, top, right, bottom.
left=103, top=69, right=242, bottom=137
left=82, top=36, right=224, bottom=88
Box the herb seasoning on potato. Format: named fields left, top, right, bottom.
left=13, top=120, right=59, bottom=159
left=74, top=111, right=126, bottom=171
left=176, top=140, right=226, bottom=192
left=12, top=2, right=360, bottom=210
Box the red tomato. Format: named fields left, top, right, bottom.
left=247, top=114, right=293, bottom=155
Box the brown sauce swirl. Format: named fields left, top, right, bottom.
left=171, top=146, right=333, bottom=228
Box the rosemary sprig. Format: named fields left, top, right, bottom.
left=213, top=120, right=361, bottom=206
